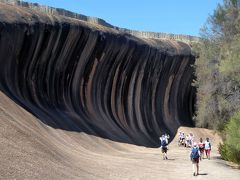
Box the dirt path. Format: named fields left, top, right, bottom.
left=1, top=92, right=240, bottom=179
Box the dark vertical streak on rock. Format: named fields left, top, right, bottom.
left=0, top=3, right=196, bottom=147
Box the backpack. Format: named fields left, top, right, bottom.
left=191, top=147, right=199, bottom=159
left=161, top=139, right=167, bottom=147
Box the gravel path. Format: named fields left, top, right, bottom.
left=1, top=92, right=240, bottom=179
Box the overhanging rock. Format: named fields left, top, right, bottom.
left=0, top=1, right=196, bottom=147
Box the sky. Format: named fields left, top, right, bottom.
left=24, top=0, right=223, bottom=36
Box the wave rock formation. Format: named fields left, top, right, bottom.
left=0, top=1, right=196, bottom=147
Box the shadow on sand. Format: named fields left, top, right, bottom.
left=198, top=173, right=208, bottom=176
left=166, top=158, right=175, bottom=161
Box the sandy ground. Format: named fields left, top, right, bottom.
left=0, top=91, right=240, bottom=180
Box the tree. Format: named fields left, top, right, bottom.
left=193, top=0, right=240, bottom=130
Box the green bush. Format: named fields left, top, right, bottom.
left=219, top=111, right=240, bottom=164
left=219, top=143, right=229, bottom=161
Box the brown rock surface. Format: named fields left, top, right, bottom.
left=0, top=1, right=195, bottom=147
left=0, top=1, right=239, bottom=179
left=1, top=92, right=240, bottom=179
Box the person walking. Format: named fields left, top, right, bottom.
left=178, top=131, right=185, bottom=146
left=190, top=142, right=200, bottom=176
left=198, top=138, right=205, bottom=159
left=185, top=134, right=190, bottom=147
left=189, top=133, right=194, bottom=147
left=160, top=134, right=169, bottom=160
left=204, top=137, right=211, bottom=159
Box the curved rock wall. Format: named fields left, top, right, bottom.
left=0, top=2, right=195, bottom=147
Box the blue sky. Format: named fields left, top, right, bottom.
left=25, top=0, right=223, bottom=36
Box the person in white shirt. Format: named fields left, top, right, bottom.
left=204, top=137, right=211, bottom=159
left=178, top=131, right=185, bottom=146
left=160, top=134, right=169, bottom=160
left=185, top=135, right=190, bottom=147
left=189, top=133, right=194, bottom=147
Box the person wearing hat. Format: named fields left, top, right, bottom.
left=190, top=142, right=200, bottom=176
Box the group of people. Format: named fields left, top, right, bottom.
left=178, top=131, right=211, bottom=158
left=178, top=131, right=212, bottom=176
left=178, top=131, right=195, bottom=148
left=159, top=131, right=212, bottom=176
left=190, top=137, right=211, bottom=176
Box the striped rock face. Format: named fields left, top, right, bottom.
left=0, top=1, right=196, bottom=147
